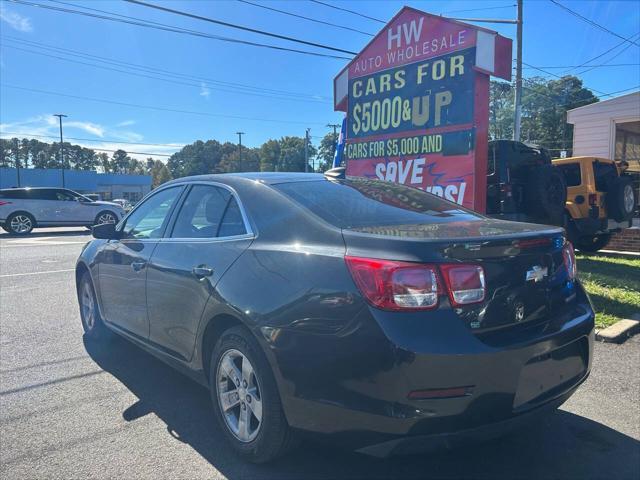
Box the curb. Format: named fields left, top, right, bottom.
left=595, top=313, right=640, bottom=344
left=597, top=250, right=640, bottom=258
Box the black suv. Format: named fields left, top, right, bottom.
left=486, top=140, right=567, bottom=225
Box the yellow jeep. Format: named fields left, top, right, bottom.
left=553, top=156, right=636, bottom=252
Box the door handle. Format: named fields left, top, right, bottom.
left=192, top=265, right=214, bottom=278
left=131, top=261, right=146, bottom=272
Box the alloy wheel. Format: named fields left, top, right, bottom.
left=81, top=281, right=96, bottom=330
left=10, top=215, right=32, bottom=234
left=216, top=349, right=263, bottom=443
left=623, top=185, right=634, bottom=213
left=97, top=213, right=117, bottom=225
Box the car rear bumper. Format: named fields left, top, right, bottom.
left=273, top=284, right=594, bottom=454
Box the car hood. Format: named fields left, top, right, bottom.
left=91, top=200, right=123, bottom=209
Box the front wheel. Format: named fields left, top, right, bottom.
left=210, top=326, right=296, bottom=463
left=574, top=234, right=612, bottom=253
left=94, top=211, right=118, bottom=226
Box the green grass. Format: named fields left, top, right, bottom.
left=576, top=254, right=640, bottom=329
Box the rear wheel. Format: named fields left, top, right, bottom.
left=210, top=325, right=296, bottom=463
left=78, top=272, right=111, bottom=340
left=6, top=212, right=35, bottom=235
left=574, top=234, right=611, bottom=253
left=607, top=176, right=635, bottom=222
left=525, top=166, right=567, bottom=223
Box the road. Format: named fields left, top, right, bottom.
left=1, top=228, right=639, bottom=479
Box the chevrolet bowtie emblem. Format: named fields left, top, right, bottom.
left=526, top=265, right=548, bottom=283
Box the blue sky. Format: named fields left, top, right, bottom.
left=1, top=0, right=639, bottom=160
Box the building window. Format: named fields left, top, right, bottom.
left=123, top=191, right=142, bottom=203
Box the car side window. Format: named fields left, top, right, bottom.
left=55, top=191, right=76, bottom=201
left=171, top=185, right=247, bottom=238
left=121, top=187, right=181, bottom=240
left=557, top=164, right=581, bottom=187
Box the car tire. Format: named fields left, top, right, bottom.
left=5, top=212, right=35, bottom=235
left=525, top=166, right=567, bottom=222
left=78, top=271, right=111, bottom=341
left=94, top=211, right=118, bottom=226
left=210, top=325, right=297, bottom=463
left=574, top=234, right=612, bottom=253
left=607, top=176, right=636, bottom=222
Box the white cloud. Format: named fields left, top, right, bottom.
left=65, top=121, right=105, bottom=137
left=0, top=5, right=33, bottom=32
left=116, top=120, right=136, bottom=127
left=0, top=114, right=184, bottom=161
left=199, top=82, right=211, bottom=99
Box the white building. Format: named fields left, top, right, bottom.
left=567, top=91, right=640, bottom=170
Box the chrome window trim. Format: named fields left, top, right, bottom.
left=163, top=180, right=255, bottom=241
left=115, top=184, right=185, bottom=237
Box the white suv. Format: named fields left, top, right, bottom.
left=0, top=187, right=125, bottom=235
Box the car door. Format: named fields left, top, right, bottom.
left=28, top=189, right=60, bottom=223
left=146, top=183, right=253, bottom=361
left=97, top=185, right=184, bottom=338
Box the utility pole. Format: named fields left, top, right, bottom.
left=53, top=114, right=68, bottom=187
left=304, top=128, right=310, bottom=173
left=513, top=0, right=523, bottom=141
left=326, top=123, right=340, bottom=159
left=236, top=131, right=244, bottom=172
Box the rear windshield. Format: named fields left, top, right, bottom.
left=556, top=164, right=581, bottom=187
left=274, top=179, right=481, bottom=229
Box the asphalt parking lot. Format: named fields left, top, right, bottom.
left=1, top=228, right=639, bottom=479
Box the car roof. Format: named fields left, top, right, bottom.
left=164, top=172, right=326, bottom=187
left=0, top=186, right=65, bottom=191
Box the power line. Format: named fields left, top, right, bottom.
left=8, top=0, right=351, bottom=60
left=123, top=0, right=358, bottom=55
left=521, top=62, right=620, bottom=98
left=439, top=4, right=516, bottom=15
left=1, top=84, right=328, bottom=126
left=574, top=39, right=640, bottom=76
left=309, top=0, right=385, bottom=24
left=0, top=131, right=185, bottom=148
left=1, top=43, right=331, bottom=104
left=563, top=32, right=640, bottom=73
left=549, top=0, right=639, bottom=47
left=523, top=63, right=640, bottom=69
left=1, top=35, right=329, bottom=101
left=0, top=133, right=174, bottom=157
left=237, top=0, right=374, bottom=36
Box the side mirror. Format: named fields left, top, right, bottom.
left=92, top=222, right=120, bottom=239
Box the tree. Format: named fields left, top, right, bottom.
left=520, top=76, right=598, bottom=152
left=278, top=136, right=316, bottom=172
left=110, top=149, right=132, bottom=174
left=317, top=132, right=338, bottom=172
left=258, top=139, right=280, bottom=172
left=168, top=140, right=226, bottom=177
left=147, top=159, right=172, bottom=188
left=489, top=81, right=514, bottom=141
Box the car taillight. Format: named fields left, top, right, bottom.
left=344, top=256, right=440, bottom=311
left=0, top=201, right=12, bottom=206
left=588, top=194, right=598, bottom=206
left=563, top=242, right=577, bottom=280
left=440, top=264, right=486, bottom=306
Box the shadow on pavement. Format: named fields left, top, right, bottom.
left=85, top=335, right=640, bottom=480
left=0, top=229, right=91, bottom=238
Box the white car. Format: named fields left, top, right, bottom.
left=0, top=187, right=125, bottom=235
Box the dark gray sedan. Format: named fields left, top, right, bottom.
left=76, top=173, right=594, bottom=463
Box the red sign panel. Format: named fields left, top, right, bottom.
left=334, top=7, right=512, bottom=212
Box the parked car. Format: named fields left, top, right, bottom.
left=553, top=156, right=636, bottom=252
left=0, top=187, right=125, bottom=235
left=76, top=173, right=594, bottom=463
left=486, top=140, right=567, bottom=224
left=84, top=193, right=102, bottom=202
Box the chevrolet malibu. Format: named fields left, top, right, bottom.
left=76, top=173, right=594, bottom=463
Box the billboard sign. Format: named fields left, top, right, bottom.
left=334, top=7, right=512, bottom=211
